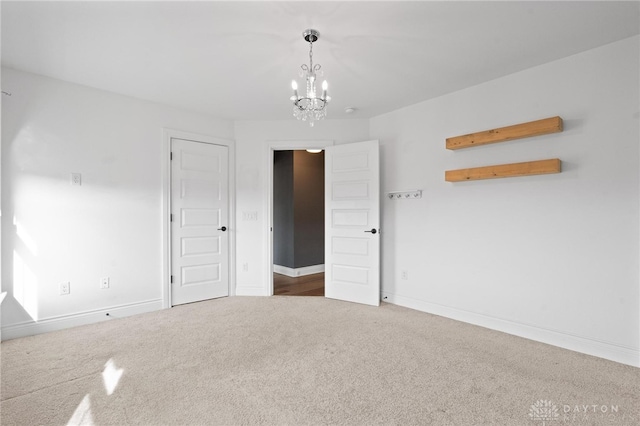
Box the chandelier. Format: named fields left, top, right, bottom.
left=290, top=29, right=330, bottom=126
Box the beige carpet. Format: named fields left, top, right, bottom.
left=1, top=296, right=639, bottom=425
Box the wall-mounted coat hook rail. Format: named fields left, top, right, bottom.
left=387, top=190, right=422, bottom=200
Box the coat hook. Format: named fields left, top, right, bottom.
left=2, top=91, right=11, bottom=96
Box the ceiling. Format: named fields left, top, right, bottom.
left=2, top=1, right=639, bottom=121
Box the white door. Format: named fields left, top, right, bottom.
left=324, top=140, right=380, bottom=306
left=171, top=138, right=229, bottom=306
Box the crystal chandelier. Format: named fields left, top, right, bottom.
left=290, top=29, right=330, bottom=126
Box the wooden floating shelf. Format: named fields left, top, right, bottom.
left=446, top=116, right=563, bottom=150
left=445, top=159, right=561, bottom=182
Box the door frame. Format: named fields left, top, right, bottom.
left=264, top=140, right=334, bottom=296
left=162, top=128, right=236, bottom=309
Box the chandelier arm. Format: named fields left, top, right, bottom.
left=294, top=97, right=328, bottom=110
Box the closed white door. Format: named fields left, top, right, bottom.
left=171, top=138, right=229, bottom=306
left=324, top=140, right=380, bottom=306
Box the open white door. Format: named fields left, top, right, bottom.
left=171, top=138, right=229, bottom=306
left=325, top=140, right=380, bottom=306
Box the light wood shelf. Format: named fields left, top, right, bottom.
left=446, top=116, right=563, bottom=150
left=445, top=159, right=561, bottom=182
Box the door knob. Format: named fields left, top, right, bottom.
left=364, top=228, right=377, bottom=234
left=218, top=226, right=227, bottom=232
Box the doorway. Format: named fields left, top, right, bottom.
left=265, top=140, right=333, bottom=297
left=272, top=149, right=325, bottom=296
left=265, top=139, right=380, bottom=306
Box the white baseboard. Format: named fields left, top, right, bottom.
left=273, top=264, right=324, bottom=278
left=1, top=299, right=164, bottom=341
left=235, top=287, right=270, bottom=296
left=381, top=292, right=640, bottom=368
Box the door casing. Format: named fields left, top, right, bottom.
left=162, top=128, right=236, bottom=309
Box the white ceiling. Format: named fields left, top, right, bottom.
left=2, top=1, right=639, bottom=121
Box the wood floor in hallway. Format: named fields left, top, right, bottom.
left=273, top=272, right=324, bottom=296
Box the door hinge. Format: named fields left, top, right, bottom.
left=170, top=152, right=173, bottom=160
left=171, top=275, right=174, bottom=283
left=170, top=213, right=173, bottom=222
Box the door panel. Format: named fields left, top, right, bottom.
left=171, top=138, right=229, bottom=306
left=325, top=140, right=380, bottom=306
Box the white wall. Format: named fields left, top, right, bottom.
left=233, top=119, right=369, bottom=295
left=370, top=36, right=640, bottom=366
left=3, top=36, right=638, bottom=367
left=1, top=67, right=233, bottom=338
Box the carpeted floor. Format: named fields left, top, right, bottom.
left=1, top=296, right=639, bottom=425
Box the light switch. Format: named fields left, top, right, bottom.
left=242, top=211, right=258, bottom=221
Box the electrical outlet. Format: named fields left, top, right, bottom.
left=60, top=282, right=70, bottom=295
left=401, top=270, right=408, bottom=280
left=100, top=277, right=110, bottom=289
left=242, top=263, right=249, bottom=272
left=70, top=173, right=82, bottom=186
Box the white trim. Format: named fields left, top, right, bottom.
left=235, top=287, right=270, bottom=297
left=1, top=299, right=163, bottom=341
left=263, top=140, right=334, bottom=297
left=162, top=128, right=236, bottom=308
left=273, top=264, right=325, bottom=278
left=381, top=291, right=640, bottom=368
